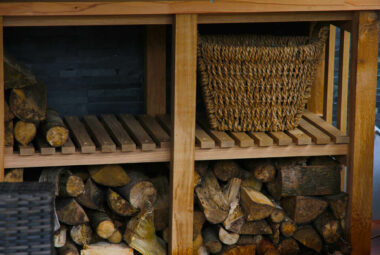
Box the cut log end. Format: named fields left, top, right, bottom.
left=89, top=165, right=130, bottom=187
left=108, top=229, right=122, bottom=244
left=46, top=126, right=69, bottom=147
left=14, top=120, right=37, bottom=146
left=62, top=175, right=85, bottom=197
left=107, top=189, right=138, bottom=217
left=70, top=224, right=93, bottom=246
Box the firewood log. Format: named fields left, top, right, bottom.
left=219, top=226, right=239, bottom=245
left=257, top=238, right=279, bottom=255
left=213, top=160, right=242, bottom=182
left=77, top=178, right=105, bottom=211
left=238, top=220, right=272, bottom=235
left=277, top=238, right=300, bottom=255
left=241, top=175, right=263, bottom=191
left=313, top=211, right=341, bottom=244
left=40, top=167, right=65, bottom=195
left=14, top=120, right=36, bottom=146
left=325, top=192, right=348, bottom=220
left=4, top=52, right=37, bottom=89
left=40, top=167, right=84, bottom=197
left=9, top=82, right=47, bottom=122
left=80, top=242, right=134, bottom=255
left=195, top=171, right=229, bottom=224
left=193, top=234, right=203, bottom=255
left=106, top=188, right=137, bottom=217
left=223, top=178, right=241, bottom=205
left=88, top=165, right=130, bottom=187
left=323, top=237, right=351, bottom=255
left=87, top=210, right=115, bottom=239
left=108, top=229, right=122, bottom=244
left=267, top=165, right=340, bottom=200
left=116, top=170, right=157, bottom=209
left=281, top=196, right=327, bottom=224
left=240, top=186, right=275, bottom=221
left=151, top=176, right=169, bottom=231
left=269, top=223, right=280, bottom=246
left=193, top=210, right=206, bottom=240
left=4, top=121, right=14, bottom=147
left=70, top=224, right=93, bottom=246
left=280, top=217, right=297, bottom=237
left=58, top=239, right=79, bottom=255
left=203, top=226, right=222, bottom=254
left=237, top=235, right=263, bottom=246
left=54, top=225, right=67, bottom=248
left=244, top=159, right=276, bottom=183
left=223, top=204, right=245, bottom=233
left=4, top=168, right=23, bottom=182
left=293, top=225, right=322, bottom=253
left=269, top=200, right=285, bottom=224
left=56, top=199, right=89, bottom=225
left=123, top=201, right=166, bottom=255
left=195, top=161, right=209, bottom=176
left=221, top=244, right=256, bottom=255
left=41, top=108, right=69, bottom=147
left=4, top=100, right=14, bottom=121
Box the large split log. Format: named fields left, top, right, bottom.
left=244, top=159, right=276, bottom=183
left=195, top=171, right=229, bottom=224
left=56, top=199, right=89, bottom=225
left=4, top=121, right=14, bottom=147
left=58, top=239, right=79, bottom=255
left=108, top=229, right=123, bottom=244
left=70, top=224, right=93, bottom=246
left=241, top=175, right=263, bottom=191
left=4, top=168, right=23, bottom=182
left=277, top=238, right=300, bottom=255
left=77, top=178, right=105, bottom=211
left=313, top=211, right=341, bottom=244
left=240, top=186, right=275, bottom=221
left=223, top=178, right=241, bottom=205
left=87, top=210, right=115, bottom=239
left=9, top=82, right=47, bottom=122
left=238, top=220, right=272, bottom=235
left=280, top=217, right=297, bottom=237
left=40, top=167, right=84, bottom=197
left=193, top=210, right=206, bottom=240
left=54, top=225, right=67, bottom=248
left=107, top=189, right=137, bottom=217
left=14, top=120, right=36, bottom=146
left=151, top=176, right=169, bottom=231
left=219, top=226, right=239, bottom=245
left=80, top=242, right=134, bottom=255
left=4, top=52, right=37, bottom=89
left=203, top=226, right=222, bottom=254
left=281, top=196, right=328, bottom=224
left=221, top=244, right=256, bottom=255
left=257, top=238, right=279, bottom=255
left=213, top=160, right=242, bottom=182
left=293, top=225, right=322, bottom=253
left=223, top=204, right=245, bottom=233
left=41, top=108, right=69, bottom=147
left=4, top=101, right=14, bottom=121
left=88, top=165, right=130, bottom=188
left=325, top=192, right=348, bottom=220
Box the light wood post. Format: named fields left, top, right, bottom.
left=145, top=25, right=166, bottom=116
left=347, top=11, right=379, bottom=255
left=323, top=24, right=336, bottom=124
left=0, top=17, right=4, bottom=181
left=170, top=14, right=197, bottom=255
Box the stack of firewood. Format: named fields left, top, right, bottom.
left=39, top=164, right=168, bottom=255
left=4, top=53, right=69, bottom=149
left=193, top=157, right=351, bottom=255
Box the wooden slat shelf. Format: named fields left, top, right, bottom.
left=4, top=111, right=349, bottom=168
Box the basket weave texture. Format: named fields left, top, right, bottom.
left=0, top=182, right=54, bottom=255
left=198, top=28, right=327, bottom=132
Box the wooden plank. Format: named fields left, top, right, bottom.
left=248, top=132, right=274, bottom=147
left=286, top=128, right=312, bottom=145
left=298, top=118, right=331, bottom=144
left=228, top=131, right=254, bottom=148
left=268, top=131, right=293, bottom=146
left=83, top=115, right=116, bottom=153
left=337, top=29, right=350, bottom=134
left=145, top=25, right=166, bottom=116
left=18, top=144, right=35, bottom=156
left=195, top=124, right=215, bottom=149
left=347, top=11, right=379, bottom=255
left=324, top=24, right=336, bottom=124
left=170, top=14, right=197, bottom=255
left=100, top=114, right=136, bottom=152
left=197, top=116, right=235, bottom=148
left=35, top=135, right=55, bottom=155
left=157, top=114, right=171, bottom=133
left=0, top=17, right=3, bottom=181
left=137, top=114, right=170, bottom=148
left=303, top=110, right=350, bottom=143
left=118, top=114, right=156, bottom=151
left=64, top=116, right=96, bottom=154
left=61, top=137, right=76, bottom=154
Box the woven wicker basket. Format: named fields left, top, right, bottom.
left=198, top=27, right=328, bottom=132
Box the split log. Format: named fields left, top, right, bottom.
left=108, top=229, right=122, bottom=244
left=240, top=186, right=275, bottom=221
left=269, top=223, right=280, bottom=246
left=4, top=168, right=23, bottom=182
left=41, top=108, right=69, bottom=147
left=88, top=165, right=130, bottom=187
left=87, top=210, right=115, bottom=239
left=80, top=242, right=134, bottom=255
left=223, top=204, right=245, bottom=233
left=4, top=101, right=14, bottom=121
left=107, top=189, right=137, bottom=217
left=223, top=178, right=241, bottom=205
left=9, top=82, right=47, bottom=122
left=124, top=201, right=166, bottom=255
left=195, top=161, right=209, bottom=176
left=221, top=244, right=256, bottom=255
left=59, top=239, right=79, bottom=255
left=281, top=196, right=328, bottom=224
left=244, top=159, right=276, bottom=183
left=54, top=225, right=67, bottom=248
left=325, top=193, right=348, bottom=219
left=77, top=179, right=105, bottom=211
left=213, top=160, right=242, bottom=182
left=14, top=120, right=36, bottom=146
left=267, top=165, right=340, bottom=200
left=219, top=226, right=239, bottom=245
left=241, top=175, right=262, bottom=191
left=313, top=212, right=341, bottom=244
left=237, top=235, right=262, bottom=246
left=4, top=121, right=14, bottom=147
left=151, top=176, right=169, bottom=231
left=116, top=170, right=157, bottom=209
left=203, top=226, right=222, bottom=254
left=277, top=238, right=300, bottom=255
left=193, top=210, right=206, bottom=240
left=195, top=171, right=229, bottom=224
left=70, top=224, right=93, bottom=246
left=280, top=217, right=297, bottom=237
left=4, top=52, right=37, bottom=89
left=238, top=220, right=272, bottom=235
left=293, top=225, right=322, bottom=253
left=56, top=198, right=89, bottom=225
left=257, top=238, right=279, bottom=255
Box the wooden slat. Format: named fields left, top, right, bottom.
left=35, top=135, right=55, bottom=155
left=19, top=144, right=35, bottom=156
left=64, top=116, right=96, bottom=154
left=303, top=110, right=350, bottom=143
left=156, top=114, right=171, bottom=133
left=170, top=14, right=197, bottom=255
left=347, top=11, right=379, bottom=255
left=324, top=24, right=336, bottom=124
left=248, top=132, right=274, bottom=147
left=197, top=116, right=235, bottom=148
left=268, top=131, right=293, bottom=146
left=61, top=137, right=76, bottom=154
left=195, top=124, right=215, bottom=149
left=137, top=114, right=170, bottom=148
left=298, top=118, right=331, bottom=144
left=100, top=114, right=136, bottom=152
left=83, top=115, right=116, bottom=153
left=228, top=131, right=254, bottom=148
left=286, top=128, right=312, bottom=145
left=119, top=114, right=156, bottom=151
left=0, top=17, right=4, bottom=181
left=337, top=28, right=350, bottom=134
left=145, top=26, right=166, bottom=116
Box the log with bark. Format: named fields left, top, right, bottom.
left=238, top=220, right=272, bottom=235
left=4, top=121, right=14, bottom=147
left=277, top=238, right=300, bottom=255
left=54, top=225, right=67, bottom=248
left=41, top=108, right=69, bottom=147
left=80, top=242, right=134, bottom=255
left=70, top=224, right=93, bottom=246
left=281, top=196, right=328, bottom=224
left=313, top=211, right=341, bottom=244
left=203, top=226, right=222, bottom=254
left=77, top=178, right=105, bottom=211
left=87, top=210, right=115, bottom=239
left=14, top=120, right=36, bottom=146
left=325, top=193, right=348, bottom=220
left=151, top=176, right=169, bottom=231
left=244, top=159, right=276, bottom=183
left=280, top=217, right=297, bottom=238
left=293, top=225, right=322, bottom=253
left=240, top=186, right=275, bottom=221
left=4, top=52, right=37, bottom=89
left=88, top=165, right=130, bottom=188
left=106, top=188, right=137, bottom=217
left=4, top=168, right=23, bottom=182
left=56, top=198, right=89, bottom=225
left=58, top=239, right=79, bottom=255
left=237, top=235, right=263, bottom=246
left=40, top=167, right=84, bottom=197
left=213, top=160, right=242, bottom=182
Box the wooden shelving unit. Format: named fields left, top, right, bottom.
left=0, top=2, right=379, bottom=255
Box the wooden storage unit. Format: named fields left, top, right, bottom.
left=0, top=2, right=379, bottom=255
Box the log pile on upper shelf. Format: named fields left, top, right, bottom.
left=193, top=156, right=351, bottom=255
left=38, top=163, right=169, bottom=255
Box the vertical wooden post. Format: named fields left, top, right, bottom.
left=145, top=25, right=166, bottom=116
left=347, top=11, right=379, bottom=255
left=323, top=24, right=336, bottom=124
left=170, top=14, right=197, bottom=255
left=0, top=17, right=4, bottom=181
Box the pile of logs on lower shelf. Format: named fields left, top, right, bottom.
left=194, top=156, right=350, bottom=255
